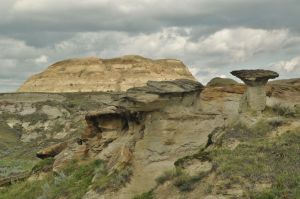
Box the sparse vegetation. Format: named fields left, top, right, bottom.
left=268, top=103, right=296, bottom=117
left=173, top=172, right=204, bottom=192
left=220, top=120, right=274, bottom=141
left=155, top=167, right=207, bottom=192
left=92, top=165, right=133, bottom=192
left=132, top=190, right=154, bottom=199
left=0, top=159, right=106, bottom=199
left=155, top=168, right=183, bottom=185
left=31, top=157, right=55, bottom=173
left=0, top=158, right=35, bottom=178
left=23, top=113, right=49, bottom=125
left=210, top=127, right=300, bottom=198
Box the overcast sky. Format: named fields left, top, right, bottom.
left=1, top=0, right=300, bottom=92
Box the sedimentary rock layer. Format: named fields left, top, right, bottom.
left=18, top=55, right=196, bottom=93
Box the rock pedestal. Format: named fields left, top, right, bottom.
left=231, top=69, right=279, bottom=112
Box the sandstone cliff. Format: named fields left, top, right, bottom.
left=1, top=77, right=300, bottom=199
left=17, top=55, right=196, bottom=93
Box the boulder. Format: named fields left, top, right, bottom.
left=36, top=142, right=68, bottom=159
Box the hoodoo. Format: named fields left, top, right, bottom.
left=231, top=69, right=279, bottom=112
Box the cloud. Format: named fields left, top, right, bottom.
left=34, top=55, right=48, bottom=64
left=0, top=37, right=37, bottom=59
left=272, top=56, right=300, bottom=72
left=0, top=0, right=300, bottom=92
left=1, top=27, right=300, bottom=91
left=191, top=28, right=290, bottom=62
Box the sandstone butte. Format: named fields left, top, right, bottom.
left=17, top=55, right=196, bottom=93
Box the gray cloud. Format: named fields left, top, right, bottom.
left=0, top=0, right=300, bottom=92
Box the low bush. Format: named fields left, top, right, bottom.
left=92, top=166, right=132, bottom=192
left=132, top=190, right=154, bottom=199
left=221, top=120, right=274, bottom=141
left=0, top=159, right=105, bottom=199
left=173, top=173, right=203, bottom=192
left=211, top=128, right=300, bottom=198
left=271, top=104, right=296, bottom=117
left=31, top=158, right=55, bottom=173
left=155, top=168, right=183, bottom=185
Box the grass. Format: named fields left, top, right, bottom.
left=132, top=190, right=154, bottom=199
left=64, top=94, right=105, bottom=112
left=155, top=167, right=207, bottom=192
left=155, top=168, right=183, bottom=185
left=173, top=173, right=205, bottom=192
left=24, top=113, right=49, bottom=125
left=0, top=159, right=106, bottom=199
left=272, top=104, right=296, bottom=117
left=218, top=119, right=277, bottom=143
left=265, top=104, right=297, bottom=118
left=0, top=155, right=37, bottom=178
left=31, top=158, right=55, bottom=173
left=210, top=127, right=300, bottom=198
left=92, top=165, right=133, bottom=192
left=0, top=120, right=19, bottom=157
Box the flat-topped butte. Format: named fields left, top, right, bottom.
left=18, top=55, right=196, bottom=93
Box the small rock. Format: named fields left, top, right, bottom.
left=36, top=142, right=68, bottom=159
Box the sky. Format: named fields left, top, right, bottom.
left=0, top=0, right=300, bottom=92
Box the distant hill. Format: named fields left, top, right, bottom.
left=18, top=55, right=196, bottom=93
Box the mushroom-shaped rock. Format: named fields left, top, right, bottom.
left=231, top=69, right=279, bottom=112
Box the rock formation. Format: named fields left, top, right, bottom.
left=17, top=55, right=196, bottom=93
left=231, top=69, right=279, bottom=112
left=1, top=74, right=300, bottom=199
left=36, top=142, right=68, bottom=159
left=36, top=79, right=226, bottom=198
left=206, top=77, right=238, bottom=87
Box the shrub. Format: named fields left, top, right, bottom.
left=271, top=104, right=296, bottom=117
left=0, top=159, right=105, bottom=199
left=31, top=158, right=55, bottom=173
left=92, top=166, right=132, bottom=192
left=132, top=190, right=154, bottom=199
left=221, top=120, right=274, bottom=142
left=211, top=128, right=300, bottom=198
left=173, top=174, right=201, bottom=192
left=155, top=168, right=183, bottom=184
left=155, top=167, right=206, bottom=192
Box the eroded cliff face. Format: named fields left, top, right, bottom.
left=1, top=78, right=300, bottom=199
left=42, top=79, right=227, bottom=199
left=17, top=55, right=196, bottom=93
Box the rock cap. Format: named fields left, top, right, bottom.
left=231, top=69, right=279, bottom=86
left=231, top=69, right=279, bottom=83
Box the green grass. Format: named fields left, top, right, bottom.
left=173, top=173, right=205, bottom=192
left=92, top=165, right=132, bottom=192
left=155, top=168, right=183, bottom=185
left=0, top=158, right=35, bottom=178
left=265, top=104, right=297, bottom=118
left=210, top=127, right=300, bottom=198
left=31, top=158, right=55, bottom=173
left=132, top=190, right=154, bottom=199
left=0, top=120, right=19, bottom=149
left=221, top=120, right=274, bottom=142
left=155, top=167, right=207, bottom=192
left=0, top=159, right=105, bottom=199
left=272, top=104, right=296, bottom=117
